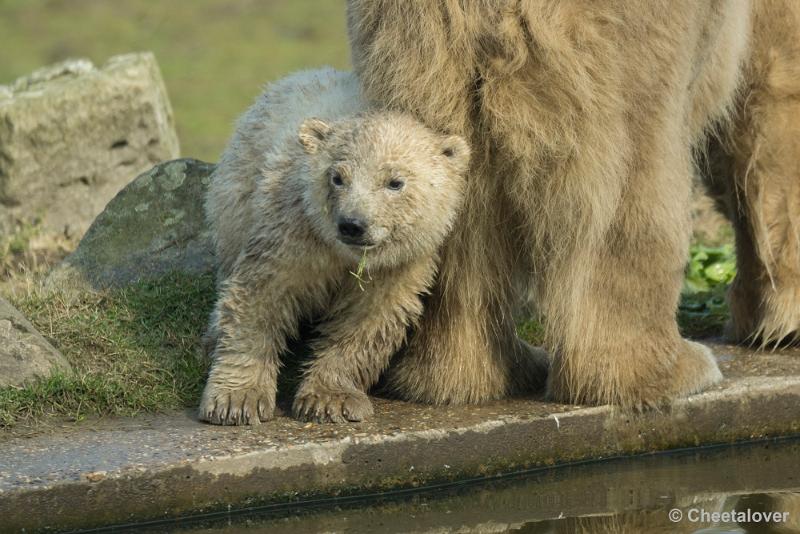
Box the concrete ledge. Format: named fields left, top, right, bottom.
left=1, top=342, right=799, bottom=531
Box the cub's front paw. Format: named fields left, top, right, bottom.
left=292, top=385, right=373, bottom=423
left=198, top=382, right=275, bottom=425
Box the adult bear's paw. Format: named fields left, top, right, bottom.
left=666, top=340, right=723, bottom=400
left=198, top=381, right=275, bottom=425
left=546, top=338, right=722, bottom=409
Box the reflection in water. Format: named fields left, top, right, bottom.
left=131, top=439, right=800, bottom=533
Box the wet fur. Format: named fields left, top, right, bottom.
left=199, top=69, right=470, bottom=424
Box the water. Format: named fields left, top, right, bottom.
left=99, top=438, right=800, bottom=533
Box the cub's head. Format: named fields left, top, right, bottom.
left=298, top=112, right=469, bottom=268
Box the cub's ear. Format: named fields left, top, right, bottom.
left=440, top=135, right=471, bottom=174
left=298, top=118, right=333, bottom=154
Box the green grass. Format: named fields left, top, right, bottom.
left=0, top=219, right=40, bottom=264
left=516, top=316, right=546, bottom=346
left=0, top=272, right=215, bottom=427
left=0, top=0, right=349, bottom=162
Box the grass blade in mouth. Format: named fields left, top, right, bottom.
left=349, top=249, right=371, bottom=291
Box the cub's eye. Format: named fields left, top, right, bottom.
left=387, top=178, right=405, bottom=191
left=329, top=169, right=344, bottom=187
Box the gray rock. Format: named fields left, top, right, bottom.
left=5, top=58, right=94, bottom=92
left=0, top=297, right=71, bottom=388
left=0, top=53, right=180, bottom=239
left=46, top=159, right=216, bottom=293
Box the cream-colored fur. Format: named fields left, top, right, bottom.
left=199, top=68, right=470, bottom=424
left=703, top=0, right=800, bottom=347
left=346, top=0, right=767, bottom=407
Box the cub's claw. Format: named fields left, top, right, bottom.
left=199, top=382, right=275, bottom=425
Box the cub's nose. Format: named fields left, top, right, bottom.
left=337, top=217, right=367, bottom=243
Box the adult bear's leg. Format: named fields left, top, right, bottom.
left=541, top=153, right=724, bottom=407
left=527, top=100, right=724, bottom=407
left=347, top=1, right=549, bottom=403
left=474, top=2, right=737, bottom=407
left=385, top=166, right=550, bottom=404
left=703, top=0, right=800, bottom=345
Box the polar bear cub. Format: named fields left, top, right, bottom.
left=199, top=68, right=470, bottom=424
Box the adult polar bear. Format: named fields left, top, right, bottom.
left=347, top=0, right=800, bottom=407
